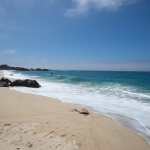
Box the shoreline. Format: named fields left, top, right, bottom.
left=0, top=71, right=150, bottom=150
left=2, top=70, right=150, bottom=145
left=68, top=101, right=150, bottom=146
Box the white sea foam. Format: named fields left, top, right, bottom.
left=2, top=70, right=150, bottom=144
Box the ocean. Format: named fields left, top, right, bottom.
left=3, top=70, right=150, bottom=144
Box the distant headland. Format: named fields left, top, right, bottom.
left=0, top=64, right=51, bottom=71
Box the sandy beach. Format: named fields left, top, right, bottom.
left=0, top=72, right=150, bottom=150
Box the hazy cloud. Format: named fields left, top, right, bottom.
left=0, top=58, right=149, bottom=71
left=65, top=0, right=138, bottom=17
left=49, top=60, right=150, bottom=71
left=2, top=49, right=17, bottom=54
left=15, top=60, right=150, bottom=71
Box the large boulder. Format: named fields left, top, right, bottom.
left=0, top=78, right=12, bottom=87
left=11, top=79, right=41, bottom=88
left=0, top=77, right=41, bottom=88
left=0, top=77, right=12, bottom=84
left=0, top=82, right=8, bottom=87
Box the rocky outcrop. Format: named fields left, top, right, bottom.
left=0, top=82, right=8, bottom=87
left=29, top=68, right=34, bottom=71
left=35, top=68, right=42, bottom=71
left=0, top=78, right=12, bottom=87
left=0, top=78, right=41, bottom=88
left=35, top=68, right=50, bottom=71
left=0, top=64, right=29, bottom=71
left=11, top=79, right=41, bottom=88
left=0, top=64, right=51, bottom=71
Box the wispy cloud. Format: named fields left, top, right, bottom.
left=2, top=49, right=17, bottom=54
left=65, top=0, right=138, bottom=17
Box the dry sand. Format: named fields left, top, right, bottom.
left=0, top=72, right=150, bottom=150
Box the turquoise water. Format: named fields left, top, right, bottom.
left=3, top=70, right=150, bottom=144
left=11, top=70, right=150, bottom=102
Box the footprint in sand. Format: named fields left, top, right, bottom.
left=60, top=134, right=66, bottom=137
left=3, top=124, right=11, bottom=126
left=26, top=142, right=33, bottom=148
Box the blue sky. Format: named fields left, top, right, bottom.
left=0, top=0, right=150, bottom=71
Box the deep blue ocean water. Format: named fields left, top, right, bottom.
left=3, top=70, right=150, bottom=144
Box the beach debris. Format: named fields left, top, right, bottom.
left=79, top=108, right=90, bottom=115
left=71, top=108, right=90, bottom=116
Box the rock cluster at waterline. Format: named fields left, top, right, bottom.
left=0, top=77, right=41, bottom=88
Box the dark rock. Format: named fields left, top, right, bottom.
left=11, top=79, right=41, bottom=88
left=35, top=68, right=42, bottom=71
left=0, top=77, right=12, bottom=87
left=0, top=77, right=12, bottom=84
left=0, top=77, right=41, bottom=88
left=11, top=79, right=24, bottom=86
left=42, top=69, right=50, bottom=71
left=0, top=82, right=8, bottom=87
